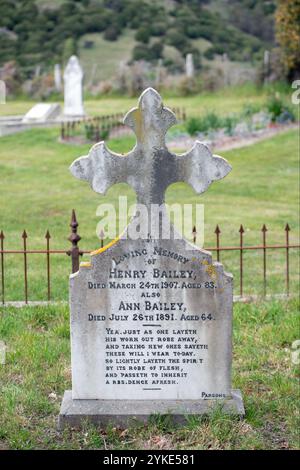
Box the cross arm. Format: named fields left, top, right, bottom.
left=174, top=141, right=231, bottom=194
left=69, top=142, right=131, bottom=195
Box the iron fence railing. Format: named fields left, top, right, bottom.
left=60, top=108, right=187, bottom=143
left=0, top=211, right=299, bottom=304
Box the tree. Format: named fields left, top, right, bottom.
left=135, top=26, right=151, bottom=44
left=275, top=0, right=300, bottom=80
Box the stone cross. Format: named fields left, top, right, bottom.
left=64, top=55, right=85, bottom=117
left=70, top=87, right=231, bottom=220
left=58, top=87, right=244, bottom=427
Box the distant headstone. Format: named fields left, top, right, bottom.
left=35, top=65, right=41, bottom=78
left=263, top=50, right=270, bottom=84
left=22, top=103, right=61, bottom=123
left=155, top=58, right=163, bottom=88
left=63, top=55, right=85, bottom=117
left=58, top=88, right=244, bottom=429
left=185, top=53, right=194, bottom=78
left=54, top=64, right=62, bottom=92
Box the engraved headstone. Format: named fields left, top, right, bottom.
left=63, top=55, right=85, bottom=117
left=58, top=88, right=244, bottom=429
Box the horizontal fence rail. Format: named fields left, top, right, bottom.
left=0, top=211, right=299, bottom=304
left=60, top=108, right=187, bottom=143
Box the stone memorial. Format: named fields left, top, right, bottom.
left=54, top=64, right=62, bottom=92
left=22, top=103, right=61, bottom=123
left=63, top=55, right=85, bottom=117
left=185, top=53, right=195, bottom=78
left=58, top=88, right=244, bottom=429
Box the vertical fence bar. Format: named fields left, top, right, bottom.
left=67, top=210, right=82, bottom=274
left=215, top=224, right=221, bottom=262
left=45, top=230, right=51, bottom=301
left=262, top=224, right=267, bottom=297
left=0, top=231, right=4, bottom=305
left=192, top=226, right=197, bottom=244
left=285, top=224, right=290, bottom=296
left=100, top=229, right=105, bottom=249
left=22, top=230, right=28, bottom=304
left=239, top=225, right=244, bottom=297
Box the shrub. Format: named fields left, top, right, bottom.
left=223, top=115, right=239, bottom=135
left=266, top=94, right=295, bottom=122
left=186, top=112, right=223, bottom=135
left=135, top=26, right=151, bottom=44
left=104, top=25, right=120, bottom=41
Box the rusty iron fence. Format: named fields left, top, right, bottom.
left=60, top=108, right=187, bottom=143
left=0, top=211, right=299, bottom=304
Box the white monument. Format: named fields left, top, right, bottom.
left=64, top=55, right=85, bottom=117
left=185, top=53, right=195, bottom=78
left=22, top=103, right=61, bottom=123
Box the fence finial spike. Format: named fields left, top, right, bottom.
left=22, top=230, right=27, bottom=239
left=285, top=223, right=290, bottom=232
left=239, top=224, right=244, bottom=233
left=215, top=224, right=221, bottom=234
left=262, top=224, right=268, bottom=232
left=71, top=208, right=77, bottom=223
left=99, top=229, right=105, bottom=239
left=192, top=225, right=197, bottom=234
left=45, top=230, right=51, bottom=239
left=0, top=230, right=4, bottom=240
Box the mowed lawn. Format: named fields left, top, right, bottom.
left=0, top=298, right=298, bottom=449
left=0, top=126, right=298, bottom=300
left=0, top=84, right=288, bottom=118
left=0, top=119, right=299, bottom=301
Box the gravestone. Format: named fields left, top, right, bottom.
left=185, top=53, right=194, bottom=78
left=63, top=55, right=85, bottom=117
left=22, top=103, right=61, bottom=123
left=54, top=64, right=62, bottom=92
left=58, top=88, right=244, bottom=429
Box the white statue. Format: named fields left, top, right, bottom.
left=64, top=56, right=85, bottom=117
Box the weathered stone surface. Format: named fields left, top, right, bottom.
left=70, top=88, right=231, bottom=209
left=22, top=103, right=61, bottom=123
left=59, top=88, right=243, bottom=428
left=64, top=55, right=85, bottom=117
left=58, top=390, right=245, bottom=430
left=70, top=237, right=233, bottom=401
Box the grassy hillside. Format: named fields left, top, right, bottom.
left=78, top=30, right=137, bottom=83
left=0, top=0, right=276, bottom=77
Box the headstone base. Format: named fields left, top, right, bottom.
left=58, top=390, right=244, bottom=430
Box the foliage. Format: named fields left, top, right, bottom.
left=275, top=0, right=300, bottom=80
left=266, top=94, right=295, bottom=123
left=186, top=112, right=223, bottom=134
left=0, top=0, right=276, bottom=76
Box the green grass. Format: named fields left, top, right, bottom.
left=0, top=124, right=298, bottom=301
left=78, top=30, right=137, bottom=83
left=0, top=298, right=298, bottom=449
left=1, top=83, right=290, bottom=117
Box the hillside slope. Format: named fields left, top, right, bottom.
left=0, top=0, right=276, bottom=79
